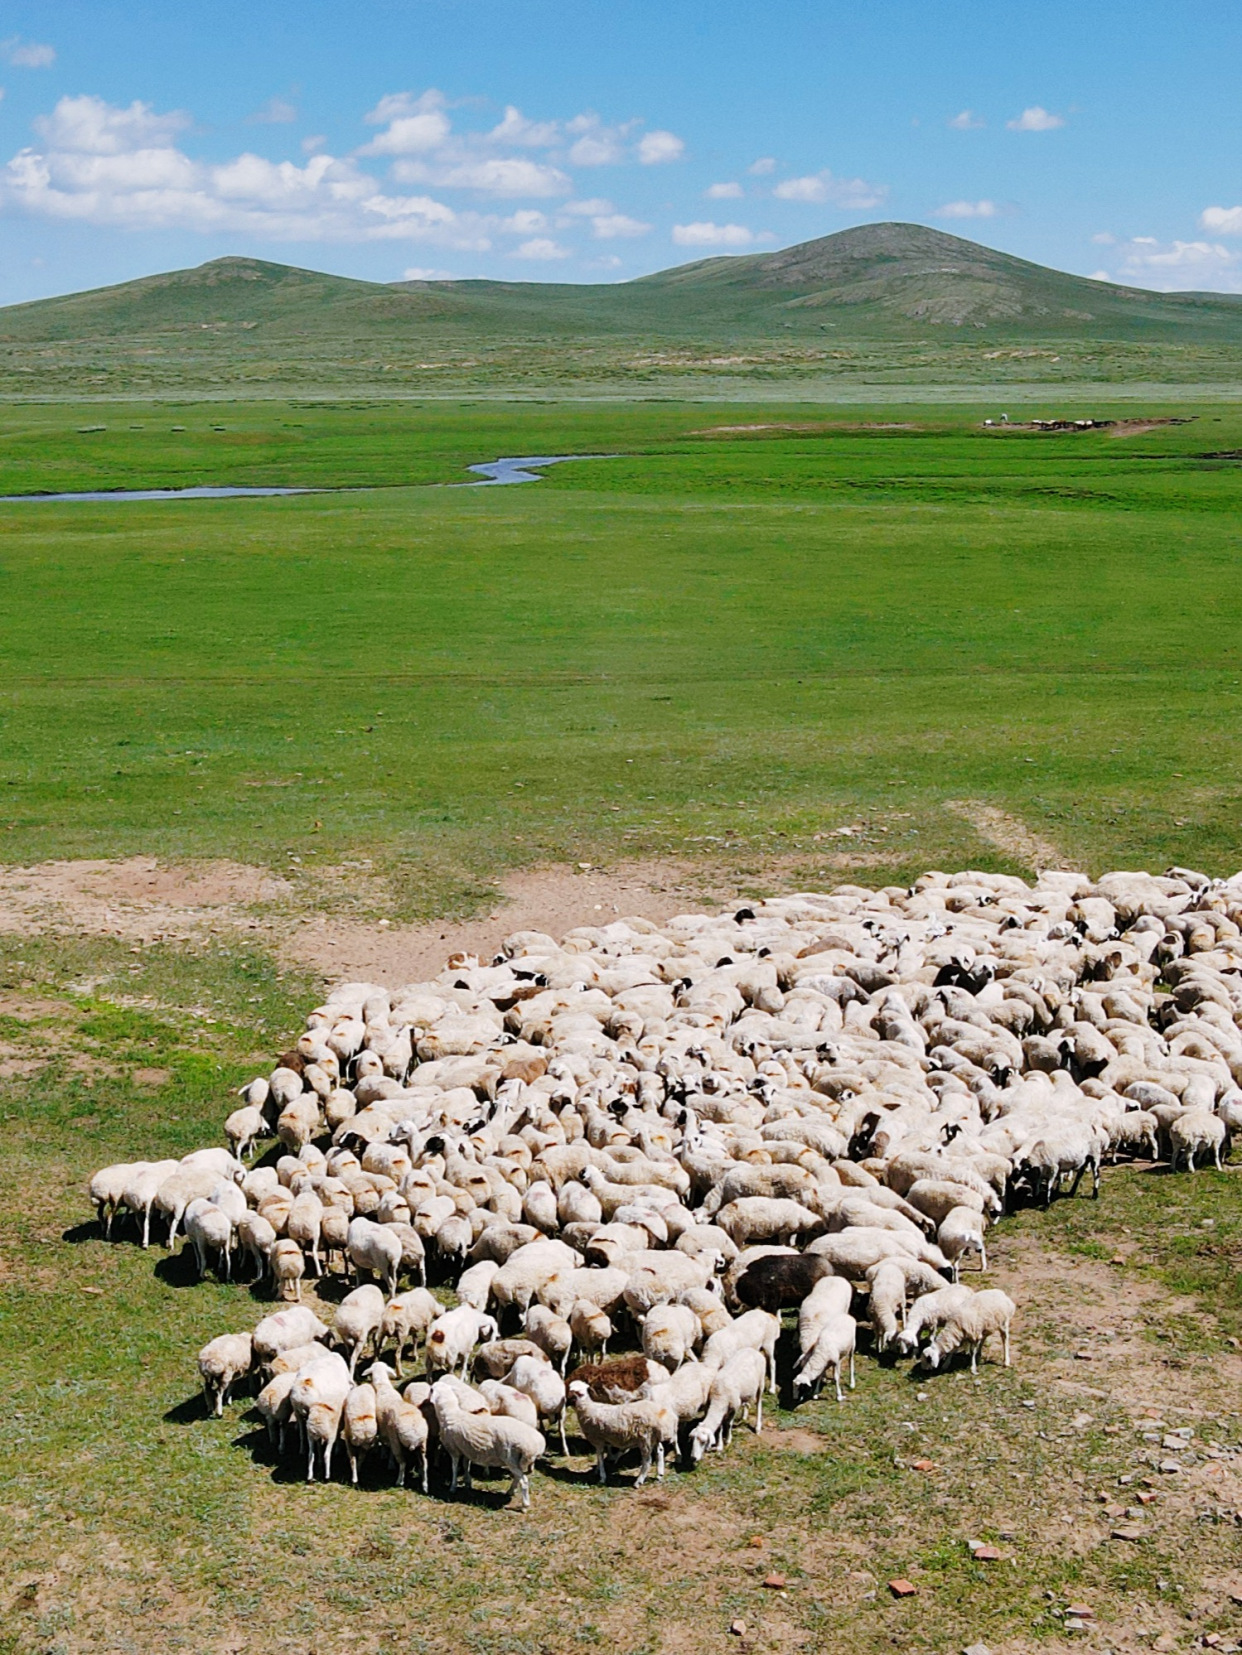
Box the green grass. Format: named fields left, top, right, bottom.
left=2, top=398, right=1242, bottom=911
left=3, top=394, right=1242, bottom=1652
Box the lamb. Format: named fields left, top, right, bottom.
left=566, top=1355, right=670, bottom=1404
left=432, top=1376, right=546, bottom=1507
left=923, top=1289, right=1016, bottom=1372
left=639, top=1303, right=701, bottom=1371
left=796, top=1274, right=854, bottom=1365
left=647, top=1360, right=714, bottom=1446
left=290, top=1349, right=351, bottom=1482
left=700, top=1309, right=781, bottom=1394
left=568, top=1299, right=612, bottom=1362
left=370, top=1361, right=430, bottom=1492
left=252, top=1305, right=328, bottom=1365
left=688, top=1348, right=766, bottom=1461
left=271, top=1238, right=306, bottom=1301
left=286, top=1190, right=325, bottom=1277
left=255, top=1370, right=298, bottom=1451
left=504, top=1354, right=570, bottom=1456
left=864, top=1260, right=907, bottom=1352
left=479, top=1379, right=540, bottom=1430
left=224, top=1105, right=267, bottom=1161
left=237, top=1211, right=277, bottom=1284
left=379, top=1287, right=439, bottom=1376
left=346, top=1217, right=402, bottom=1296
left=1169, top=1108, right=1227, bottom=1172
left=426, top=1306, right=500, bottom=1380
left=937, top=1206, right=987, bottom=1278
left=455, top=1259, right=500, bottom=1311
left=119, top=1160, right=180, bottom=1248
left=342, top=1382, right=379, bottom=1484
left=183, top=1197, right=233, bottom=1280
left=197, top=1332, right=252, bottom=1416
left=793, top=1312, right=856, bottom=1403
left=894, top=1285, right=979, bottom=1358
left=333, top=1284, right=387, bottom=1377
left=524, top=1304, right=573, bottom=1373
left=568, top=1379, right=675, bottom=1486
left=89, top=1161, right=140, bottom=1240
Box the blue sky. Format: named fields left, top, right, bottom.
left=2, top=0, right=1241, bottom=304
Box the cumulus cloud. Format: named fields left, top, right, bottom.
left=501, top=208, right=549, bottom=234
left=948, top=109, right=984, bottom=130
left=560, top=196, right=615, bottom=216
left=1, top=93, right=493, bottom=247
left=249, top=95, right=297, bottom=125
left=1007, top=105, right=1064, bottom=132
left=1200, top=205, right=1242, bottom=236
left=637, top=128, right=684, bottom=164
left=705, top=180, right=743, bottom=199
left=772, top=169, right=886, bottom=209
left=1098, top=235, right=1242, bottom=293
left=936, top=199, right=998, bottom=219
left=1, top=37, right=55, bottom=68
left=402, top=264, right=456, bottom=280
left=566, top=114, right=634, bottom=166
left=672, top=220, right=753, bottom=247
left=590, top=212, right=650, bottom=238
left=513, top=236, right=569, bottom=259
left=392, top=154, right=571, bottom=196
left=748, top=156, right=776, bottom=175
left=1091, top=231, right=1116, bottom=245
left=489, top=106, right=560, bottom=148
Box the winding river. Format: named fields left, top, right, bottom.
left=0, top=454, right=606, bottom=503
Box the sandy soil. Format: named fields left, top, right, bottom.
left=943, top=800, right=1071, bottom=872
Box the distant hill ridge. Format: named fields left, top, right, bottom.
left=4, top=223, right=1242, bottom=360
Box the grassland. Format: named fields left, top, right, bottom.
left=2, top=395, right=1242, bottom=1655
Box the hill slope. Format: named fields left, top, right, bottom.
left=5, top=224, right=1242, bottom=394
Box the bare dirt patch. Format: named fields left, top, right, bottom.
left=943, top=800, right=1072, bottom=872
left=0, top=857, right=291, bottom=945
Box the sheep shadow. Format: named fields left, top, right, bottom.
left=164, top=1391, right=211, bottom=1425
left=62, top=1219, right=106, bottom=1245
left=152, top=1247, right=208, bottom=1289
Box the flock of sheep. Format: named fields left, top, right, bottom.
left=90, top=865, right=1241, bottom=1507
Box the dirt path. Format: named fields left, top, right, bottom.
left=943, top=799, right=1073, bottom=872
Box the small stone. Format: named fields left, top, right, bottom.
left=1066, top=1619, right=1089, bottom=1633
left=911, top=1458, right=936, bottom=1472
left=762, top=1574, right=786, bottom=1590
left=1164, top=1434, right=1191, bottom=1450
left=1111, top=1524, right=1146, bottom=1542
left=1104, top=1503, right=1127, bottom=1517
left=1152, top=1636, right=1177, bottom=1653
left=1074, top=1350, right=1094, bottom=1361
left=1111, top=1253, right=1127, bottom=1265
left=1203, top=1636, right=1221, bottom=1648
left=729, top=1620, right=747, bottom=1636
left=1160, top=1460, right=1183, bottom=1474
left=964, top=1643, right=993, bottom=1655
left=1066, top=1605, right=1095, bottom=1619
left=747, top=1535, right=764, bottom=1548
left=1021, top=1399, right=1037, bottom=1409
left=1137, top=1492, right=1158, bottom=1505
left=889, top=1578, right=918, bottom=1598
left=971, top=1544, right=1004, bottom=1561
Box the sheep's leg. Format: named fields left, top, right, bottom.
left=848, top=1349, right=856, bottom=1390
left=755, top=1390, right=763, bottom=1433
left=1003, top=1324, right=1011, bottom=1367
left=349, top=1447, right=359, bottom=1485
left=656, top=1440, right=666, bottom=1480
left=635, top=1444, right=652, bottom=1487
left=558, top=1407, right=569, bottom=1458
left=979, top=1240, right=988, bottom=1272
left=306, top=1437, right=315, bottom=1482
left=1091, top=1159, right=1101, bottom=1198
left=950, top=1260, right=960, bottom=1284
left=834, top=1361, right=843, bottom=1404
left=970, top=1341, right=979, bottom=1375
left=596, top=1450, right=607, bottom=1484
left=293, top=1278, right=302, bottom=1302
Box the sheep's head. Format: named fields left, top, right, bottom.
left=366, top=1360, right=394, bottom=1385
left=687, top=1422, right=712, bottom=1463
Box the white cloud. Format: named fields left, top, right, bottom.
left=590, top=212, right=650, bottom=239
left=1101, top=235, right=1242, bottom=293
left=706, top=180, right=743, bottom=199
left=748, top=156, right=776, bottom=175
left=1091, top=231, right=1116, bottom=245
left=402, top=264, right=456, bottom=280
left=772, top=169, right=886, bottom=209
left=672, top=220, right=753, bottom=247
left=392, top=154, right=570, bottom=196
left=1, top=93, right=495, bottom=248
left=948, top=109, right=984, bottom=130
left=637, top=129, right=684, bottom=165
left=586, top=253, right=623, bottom=269
left=1201, top=205, right=1242, bottom=236
left=1, top=37, right=55, bottom=69
left=249, top=96, right=297, bottom=125
left=489, top=106, right=560, bottom=148
left=501, top=209, right=551, bottom=236
left=560, top=196, right=614, bottom=216
left=935, top=199, right=998, bottom=219
left=513, top=236, right=569, bottom=259
left=566, top=115, right=630, bottom=165
left=1007, top=105, right=1065, bottom=132
left=1088, top=269, right=1112, bottom=281
left=34, top=94, right=191, bottom=155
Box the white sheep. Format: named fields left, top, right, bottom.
left=271, top=1238, right=306, bottom=1301
left=346, top=1217, right=402, bottom=1296
left=640, top=1303, right=701, bottom=1371
left=1169, top=1108, right=1227, bottom=1172
left=524, top=1304, right=573, bottom=1373
left=793, top=1312, right=856, bottom=1403
left=379, top=1288, right=439, bottom=1376
left=504, top=1354, right=570, bottom=1456
left=426, top=1306, right=500, bottom=1380
left=342, top=1382, right=378, bottom=1483
left=291, top=1349, right=351, bottom=1482
left=924, top=1289, right=1016, bottom=1372
left=688, top=1348, right=766, bottom=1460
left=197, top=1332, right=252, bottom=1416
left=432, top=1376, right=545, bottom=1507
left=568, top=1379, right=675, bottom=1486
left=700, top=1308, right=780, bottom=1394
left=183, top=1197, right=233, bottom=1280
left=937, top=1206, right=987, bottom=1279
left=333, top=1284, right=387, bottom=1377
left=252, top=1306, right=329, bottom=1364
left=796, top=1274, right=853, bottom=1365
left=369, top=1361, right=430, bottom=1491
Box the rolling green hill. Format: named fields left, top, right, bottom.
left=5, top=222, right=1242, bottom=396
